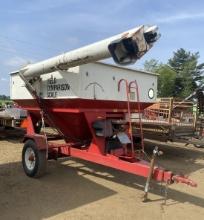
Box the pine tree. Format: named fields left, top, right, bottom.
left=168, top=48, right=204, bottom=98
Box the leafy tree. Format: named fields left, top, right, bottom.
left=168, top=48, right=204, bottom=98
left=143, top=59, right=161, bottom=72
left=157, top=65, right=176, bottom=97
left=0, top=95, right=10, bottom=100
left=143, top=59, right=176, bottom=97
left=144, top=49, right=204, bottom=98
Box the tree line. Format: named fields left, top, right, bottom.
left=144, top=48, right=204, bottom=98
left=0, top=95, right=10, bottom=100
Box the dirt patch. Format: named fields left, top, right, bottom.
left=0, top=139, right=204, bottom=220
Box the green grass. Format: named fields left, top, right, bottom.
left=0, top=99, right=13, bottom=106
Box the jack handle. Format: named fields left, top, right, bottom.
left=143, top=146, right=163, bottom=202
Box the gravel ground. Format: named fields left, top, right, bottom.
left=0, top=137, right=204, bottom=220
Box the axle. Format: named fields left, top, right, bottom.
left=24, top=131, right=197, bottom=188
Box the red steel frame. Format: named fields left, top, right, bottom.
left=25, top=110, right=172, bottom=182
left=24, top=109, right=197, bottom=186
left=22, top=78, right=197, bottom=187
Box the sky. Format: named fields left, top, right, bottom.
left=1, top=0, right=204, bottom=95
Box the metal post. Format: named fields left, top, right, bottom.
left=143, top=146, right=162, bottom=202
left=168, top=97, right=173, bottom=124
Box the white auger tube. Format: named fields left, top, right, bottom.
left=19, top=25, right=160, bottom=78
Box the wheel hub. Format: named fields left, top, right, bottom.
left=25, top=147, right=36, bottom=171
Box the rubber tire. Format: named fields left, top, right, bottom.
left=22, top=139, right=47, bottom=178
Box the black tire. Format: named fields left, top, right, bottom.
left=22, top=139, right=47, bottom=178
